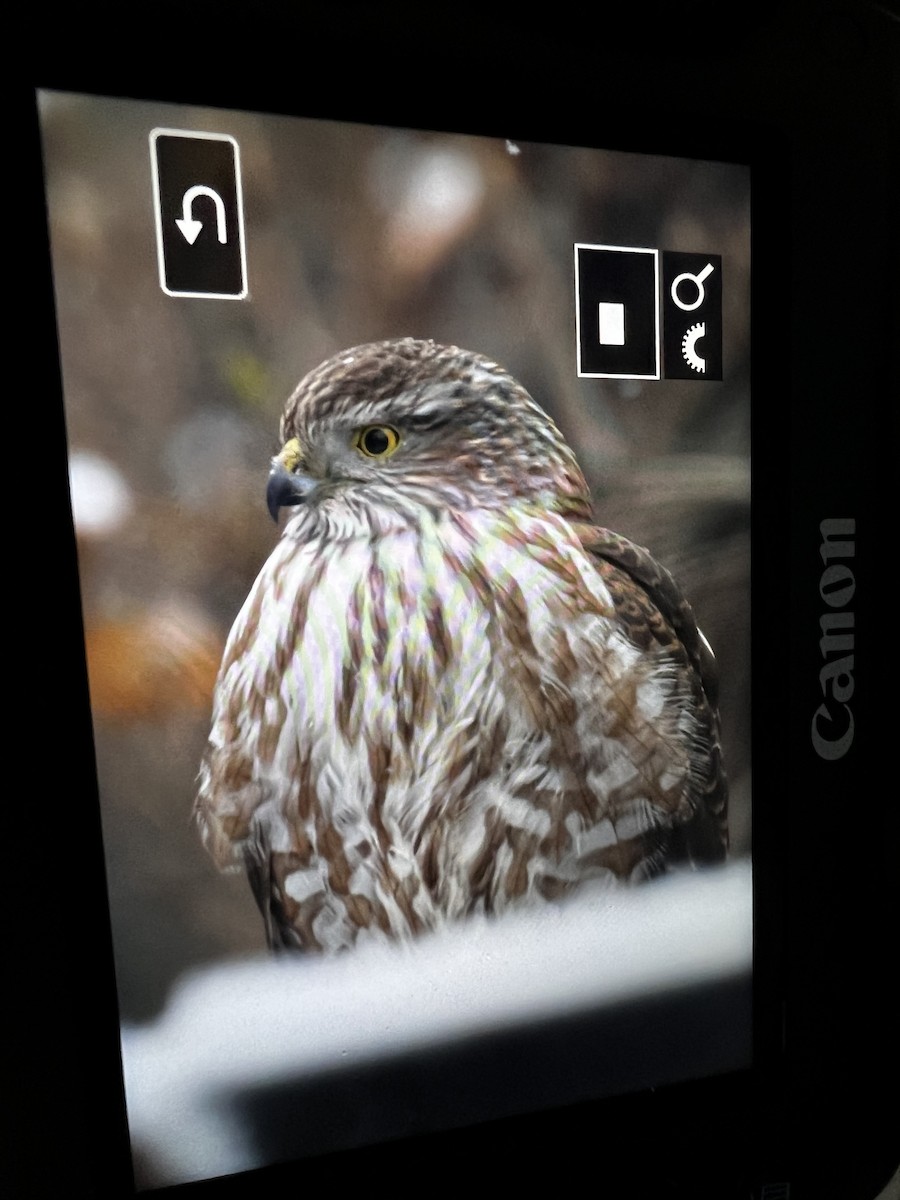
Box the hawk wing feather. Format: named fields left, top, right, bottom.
left=575, top=523, right=728, bottom=863
left=242, top=833, right=299, bottom=953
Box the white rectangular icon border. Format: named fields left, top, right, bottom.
left=150, top=127, right=249, bottom=301
left=575, top=243, right=660, bottom=380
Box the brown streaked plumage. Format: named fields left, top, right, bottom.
left=196, top=338, right=727, bottom=953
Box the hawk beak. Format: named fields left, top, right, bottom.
left=267, top=440, right=316, bottom=521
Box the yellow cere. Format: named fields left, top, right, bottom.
left=277, top=437, right=304, bottom=472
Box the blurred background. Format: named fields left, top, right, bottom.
left=39, top=89, right=751, bottom=1023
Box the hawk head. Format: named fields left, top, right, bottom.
left=266, top=337, right=593, bottom=523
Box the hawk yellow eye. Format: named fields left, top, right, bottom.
left=353, top=425, right=400, bottom=459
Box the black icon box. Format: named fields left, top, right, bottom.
left=151, top=130, right=247, bottom=299
left=576, top=245, right=659, bottom=379
left=576, top=245, right=722, bottom=381
left=662, top=252, right=722, bottom=381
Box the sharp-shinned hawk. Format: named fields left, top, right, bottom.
left=196, top=338, right=727, bottom=952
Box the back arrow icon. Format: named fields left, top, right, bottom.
left=175, top=185, right=228, bottom=245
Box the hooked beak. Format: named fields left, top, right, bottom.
left=266, top=439, right=317, bottom=521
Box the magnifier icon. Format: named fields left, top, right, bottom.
left=671, top=261, right=715, bottom=312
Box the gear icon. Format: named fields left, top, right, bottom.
left=681, top=322, right=706, bottom=373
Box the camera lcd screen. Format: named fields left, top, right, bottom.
left=37, top=88, right=752, bottom=1191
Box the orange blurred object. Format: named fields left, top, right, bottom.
left=85, top=608, right=223, bottom=723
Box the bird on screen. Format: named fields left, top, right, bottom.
left=195, top=338, right=727, bottom=953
